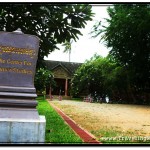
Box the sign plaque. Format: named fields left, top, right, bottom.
left=0, top=31, right=40, bottom=119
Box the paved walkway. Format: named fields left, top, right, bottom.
left=49, top=101, right=101, bottom=144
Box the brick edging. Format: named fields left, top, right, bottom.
left=48, top=101, right=102, bottom=144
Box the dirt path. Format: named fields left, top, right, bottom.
left=50, top=100, right=150, bottom=141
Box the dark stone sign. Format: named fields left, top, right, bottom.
left=0, top=30, right=39, bottom=119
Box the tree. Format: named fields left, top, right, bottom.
left=71, top=54, right=140, bottom=104
left=34, top=68, right=55, bottom=96
left=71, top=54, right=120, bottom=102
left=0, top=4, right=94, bottom=67
left=91, top=4, right=150, bottom=104
left=62, top=40, right=73, bottom=62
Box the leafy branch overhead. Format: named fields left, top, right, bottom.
left=0, top=4, right=94, bottom=63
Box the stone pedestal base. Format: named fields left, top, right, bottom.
left=0, top=115, right=46, bottom=143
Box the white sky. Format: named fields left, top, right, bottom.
left=44, top=5, right=111, bottom=63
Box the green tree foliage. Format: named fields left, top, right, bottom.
left=62, top=40, right=73, bottom=62
left=0, top=4, right=94, bottom=67
left=71, top=54, right=149, bottom=104
left=91, top=4, right=150, bottom=104
left=71, top=55, right=124, bottom=102
left=34, top=68, right=55, bottom=95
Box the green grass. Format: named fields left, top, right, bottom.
left=36, top=98, right=83, bottom=144
left=91, top=128, right=150, bottom=144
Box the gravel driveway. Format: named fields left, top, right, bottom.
left=50, top=100, right=150, bottom=141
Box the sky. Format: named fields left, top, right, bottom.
left=44, top=5, right=111, bottom=63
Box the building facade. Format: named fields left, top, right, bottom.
left=45, top=60, right=82, bottom=97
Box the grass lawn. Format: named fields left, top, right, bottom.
left=36, top=97, right=83, bottom=144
